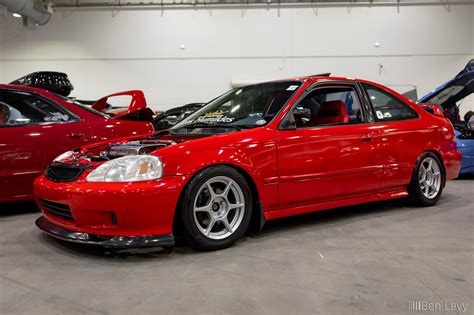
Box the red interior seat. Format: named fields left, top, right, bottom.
left=312, top=100, right=349, bottom=125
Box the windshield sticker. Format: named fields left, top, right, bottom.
left=255, top=119, right=266, bottom=125
left=194, top=111, right=235, bottom=124
left=376, top=110, right=393, bottom=119
left=287, top=85, right=299, bottom=91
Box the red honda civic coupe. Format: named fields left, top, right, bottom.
left=34, top=75, right=461, bottom=250
left=0, top=85, right=154, bottom=203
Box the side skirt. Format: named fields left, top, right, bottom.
left=264, top=190, right=408, bottom=220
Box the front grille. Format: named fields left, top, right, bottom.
left=45, top=163, right=86, bottom=182
left=40, top=199, right=74, bottom=222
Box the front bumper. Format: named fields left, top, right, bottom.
left=36, top=216, right=174, bottom=248
left=34, top=174, right=190, bottom=239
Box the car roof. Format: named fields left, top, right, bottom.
left=0, top=83, right=75, bottom=107
left=244, top=75, right=361, bottom=87
left=0, top=83, right=51, bottom=94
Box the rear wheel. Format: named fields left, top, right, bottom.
left=180, top=166, right=252, bottom=250
left=408, top=152, right=444, bottom=206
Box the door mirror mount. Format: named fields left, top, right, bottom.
left=279, top=112, right=297, bottom=130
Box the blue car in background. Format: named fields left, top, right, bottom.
left=418, top=60, right=474, bottom=175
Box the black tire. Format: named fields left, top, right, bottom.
left=180, top=166, right=252, bottom=251
left=408, top=152, right=445, bottom=207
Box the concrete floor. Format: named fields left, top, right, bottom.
left=1, top=178, right=473, bottom=315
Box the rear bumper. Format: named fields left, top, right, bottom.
left=441, top=150, right=462, bottom=180
left=36, top=216, right=174, bottom=248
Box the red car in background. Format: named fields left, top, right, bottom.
left=0, top=84, right=154, bottom=202
left=34, top=76, right=461, bottom=251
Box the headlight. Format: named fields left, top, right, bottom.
left=53, top=150, right=75, bottom=162
left=86, top=155, right=163, bottom=182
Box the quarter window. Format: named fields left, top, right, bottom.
left=0, top=90, right=73, bottom=127
left=363, top=84, right=418, bottom=121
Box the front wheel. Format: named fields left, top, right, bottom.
left=408, top=152, right=444, bottom=206
left=180, top=166, right=252, bottom=250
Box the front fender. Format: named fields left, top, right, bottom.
left=159, top=131, right=279, bottom=211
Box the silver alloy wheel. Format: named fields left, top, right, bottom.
left=418, top=157, right=442, bottom=199
left=193, top=176, right=245, bottom=240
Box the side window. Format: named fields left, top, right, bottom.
left=293, top=86, right=364, bottom=128
left=363, top=84, right=418, bottom=122
left=0, top=90, right=73, bottom=127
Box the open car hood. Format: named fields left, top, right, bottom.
left=418, top=59, right=474, bottom=108
left=92, top=90, right=154, bottom=122
left=55, top=130, right=210, bottom=166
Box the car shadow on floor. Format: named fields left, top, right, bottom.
left=0, top=202, right=39, bottom=217
left=34, top=197, right=420, bottom=261
left=456, top=173, right=474, bottom=180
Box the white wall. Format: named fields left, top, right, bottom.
left=0, top=4, right=473, bottom=111
left=0, top=12, right=4, bottom=79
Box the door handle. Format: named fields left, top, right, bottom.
left=361, top=134, right=373, bottom=142
left=66, top=133, right=85, bottom=139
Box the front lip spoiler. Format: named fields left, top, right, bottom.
left=35, top=216, right=175, bottom=248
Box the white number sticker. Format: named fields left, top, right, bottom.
left=287, top=85, right=299, bottom=91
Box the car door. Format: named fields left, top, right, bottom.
left=361, top=83, right=422, bottom=192
left=0, top=88, right=93, bottom=201
left=276, top=82, right=384, bottom=209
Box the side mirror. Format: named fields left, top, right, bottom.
left=279, top=106, right=312, bottom=130
left=293, top=107, right=311, bottom=120
left=420, top=104, right=444, bottom=117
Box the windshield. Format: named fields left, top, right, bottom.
left=172, top=81, right=302, bottom=132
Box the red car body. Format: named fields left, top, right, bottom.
left=0, top=85, right=154, bottom=202
left=33, top=76, right=462, bottom=248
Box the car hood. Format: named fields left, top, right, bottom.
left=54, top=130, right=218, bottom=166
left=418, top=59, right=474, bottom=108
